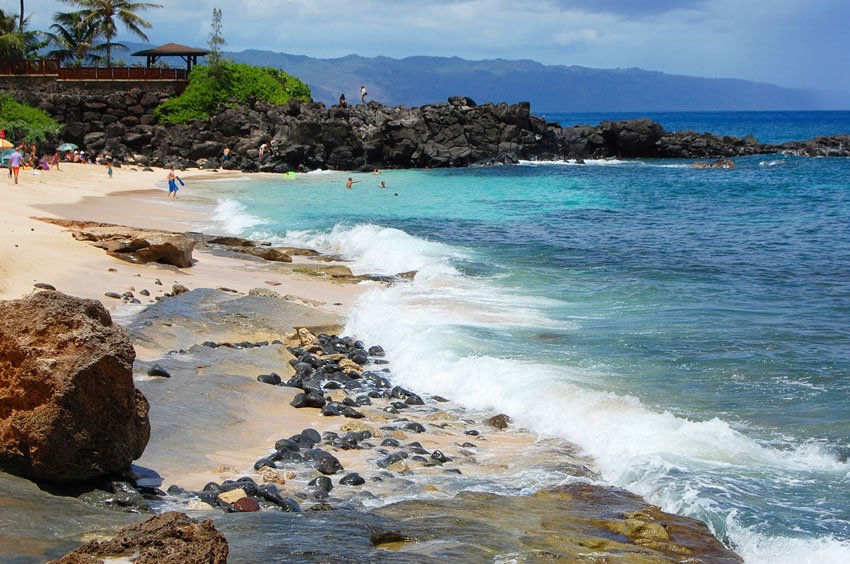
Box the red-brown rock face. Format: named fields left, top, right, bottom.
left=0, top=291, right=150, bottom=482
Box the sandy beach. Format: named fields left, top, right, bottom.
left=0, top=162, right=359, bottom=309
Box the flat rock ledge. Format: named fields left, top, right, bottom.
left=0, top=291, right=150, bottom=482
left=49, top=512, right=228, bottom=564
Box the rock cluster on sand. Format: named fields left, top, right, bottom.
left=0, top=291, right=150, bottom=482
left=50, top=512, right=228, bottom=564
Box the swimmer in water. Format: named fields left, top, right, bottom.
left=346, top=177, right=360, bottom=189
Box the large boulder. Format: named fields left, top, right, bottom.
left=0, top=291, right=150, bottom=482
left=50, top=512, right=228, bottom=563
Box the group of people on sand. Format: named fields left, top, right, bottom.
left=338, top=85, right=369, bottom=108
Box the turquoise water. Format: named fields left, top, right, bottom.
left=194, top=112, right=850, bottom=563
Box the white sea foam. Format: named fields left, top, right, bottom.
left=211, top=199, right=264, bottom=234
left=519, top=158, right=631, bottom=166
left=315, top=221, right=850, bottom=563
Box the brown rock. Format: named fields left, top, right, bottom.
left=486, top=414, right=512, bottom=430
left=50, top=512, right=228, bottom=564
left=0, top=292, right=150, bottom=482
left=233, top=497, right=260, bottom=512
left=35, top=219, right=194, bottom=268
left=237, top=247, right=293, bottom=262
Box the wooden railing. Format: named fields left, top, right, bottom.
left=0, top=59, right=186, bottom=81
left=0, top=59, right=61, bottom=75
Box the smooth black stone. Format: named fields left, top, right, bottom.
left=146, top=363, right=171, bottom=378
left=355, top=395, right=372, bottom=406
left=342, top=407, right=365, bottom=419
left=343, top=380, right=363, bottom=391
left=461, top=442, right=477, bottom=448
left=380, top=438, right=401, bottom=448
left=339, top=473, right=366, bottom=486
left=104, top=292, right=122, bottom=299
left=391, top=402, right=408, bottom=410
left=304, top=449, right=343, bottom=475
left=289, top=434, right=317, bottom=450
left=408, top=446, right=429, bottom=455
left=383, top=406, right=399, bottom=414
left=432, top=395, right=449, bottom=402
left=411, top=455, right=428, bottom=463
left=368, top=391, right=383, bottom=398
left=274, top=449, right=303, bottom=463
left=323, top=381, right=342, bottom=390
left=464, top=430, right=480, bottom=436
left=376, top=453, right=405, bottom=468
left=253, top=457, right=277, bottom=470
left=301, top=428, right=322, bottom=444
left=321, top=403, right=341, bottom=416
left=367, top=345, right=385, bottom=357
left=257, top=373, right=281, bottom=385
left=201, top=341, right=218, bottom=348
left=290, top=391, right=326, bottom=409
left=350, top=352, right=369, bottom=365
left=445, top=468, right=463, bottom=474
left=34, top=282, right=57, bottom=290
left=372, top=359, right=390, bottom=365
left=404, top=393, right=424, bottom=406
left=257, top=484, right=301, bottom=512
left=308, top=475, right=333, bottom=492
left=322, top=431, right=339, bottom=441
left=431, top=450, right=452, bottom=463
left=354, top=340, right=366, bottom=350
left=274, top=438, right=300, bottom=452
left=166, top=485, right=185, bottom=495
left=403, top=422, right=426, bottom=433
left=342, top=397, right=357, bottom=407
left=202, top=482, right=222, bottom=494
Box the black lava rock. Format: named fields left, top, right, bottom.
left=339, top=473, right=366, bottom=486
left=146, top=363, right=171, bottom=378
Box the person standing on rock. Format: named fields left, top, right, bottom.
left=360, top=85, right=368, bottom=104
left=339, top=93, right=348, bottom=108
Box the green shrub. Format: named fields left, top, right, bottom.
left=156, top=62, right=312, bottom=124
left=0, top=94, right=61, bottom=143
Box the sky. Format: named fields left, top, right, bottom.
left=15, top=0, right=850, bottom=93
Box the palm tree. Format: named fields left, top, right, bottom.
left=62, top=0, right=162, bottom=66
left=45, top=10, right=105, bottom=64
left=0, top=9, right=26, bottom=65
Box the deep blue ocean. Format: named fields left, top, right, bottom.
left=192, top=111, right=850, bottom=563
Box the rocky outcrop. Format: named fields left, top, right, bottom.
left=15, top=88, right=849, bottom=169
left=0, top=291, right=150, bottom=482
left=38, top=219, right=195, bottom=268
left=50, top=512, right=228, bottom=564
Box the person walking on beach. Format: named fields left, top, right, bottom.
left=9, top=146, right=22, bottom=185
left=166, top=166, right=183, bottom=199
left=107, top=161, right=113, bottom=179
left=346, top=177, right=360, bottom=189
left=360, top=85, right=368, bottom=104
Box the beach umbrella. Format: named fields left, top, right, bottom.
left=57, top=143, right=79, bottom=152
left=0, top=139, right=13, bottom=149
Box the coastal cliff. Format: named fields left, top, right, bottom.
left=12, top=88, right=850, bottom=171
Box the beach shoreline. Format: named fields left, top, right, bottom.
left=0, top=162, right=742, bottom=562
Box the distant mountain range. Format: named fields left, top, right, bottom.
left=121, top=42, right=848, bottom=112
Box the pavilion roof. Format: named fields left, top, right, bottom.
left=132, top=43, right=211, bottom=57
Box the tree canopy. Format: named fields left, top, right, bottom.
left=59, top=0, right=162, bottom=66
left=156, top=62, right=312, bottom=124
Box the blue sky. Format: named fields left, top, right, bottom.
left=18, top=0, right=850, bottom=92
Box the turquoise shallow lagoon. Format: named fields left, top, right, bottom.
left=193, top=111, right=850, bottom=563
